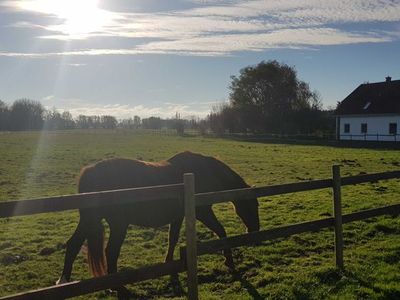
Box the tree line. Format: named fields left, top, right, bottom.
left=0, top=60, right=335, bottom=135
left=0, top=99, right=203, bottom=133
left=0, top=99, right=118, bottom=131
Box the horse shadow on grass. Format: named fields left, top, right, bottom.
left=161, top=265, right=262, bottom=299
left=118, top=266, right=263, bottom=299
left=197, top=266, right=263, bottom=300
left=169, top=273, right=186, bottom=297
left=232, top=270, right=264, bottom=300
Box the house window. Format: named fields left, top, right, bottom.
left=361, top=123, right=367, bottom=134
left=344, top=123, right=350, bottom=133
left=389, top=123, right=397, bottom=134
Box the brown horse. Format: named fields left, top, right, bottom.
left=57, top=151, right=259, bottom=296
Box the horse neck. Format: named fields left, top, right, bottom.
left=225, top=175, right=249, bottom=190
left=168, top=154, right=248, bottom=190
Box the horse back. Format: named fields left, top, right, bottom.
left=78, top=158, right=178, bottom=193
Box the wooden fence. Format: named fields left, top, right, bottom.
left=340, top=133, right=400, bottom=142
left=0, top=167, right=399, bottom=300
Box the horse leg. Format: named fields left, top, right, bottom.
left=57, top=221, right=86, bottom=284
left=165, top=217, right=183, bottom=262
left=165, top=217, right=184, bottom=293
left=105, top=221, right=129, bottom=300
left=196, top=207, right=234, bottom=269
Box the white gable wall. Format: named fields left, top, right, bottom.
left=338, top=115, right=400, bottom=141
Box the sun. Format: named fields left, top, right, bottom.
left=51, top=0, right=113, bottom=37
left=17, top=0, right=114, bottom=38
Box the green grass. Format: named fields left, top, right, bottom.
left=0, top=130, right=399, bottom=299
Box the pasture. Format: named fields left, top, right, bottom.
left=0, top=130, right=399, bottom=299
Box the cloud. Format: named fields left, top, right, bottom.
left=0, top=49, right=142, bottom=57
left=40, top=96, right=213, bottom=119
left=2, top=0, right=400, bottom=56
left=184, top=0, right=400, bottom=22
left=0, top=27, right=393, bottom=57
left=42, top=95, right=55, bottom=102
left=136, top=28, right=393, bottom=54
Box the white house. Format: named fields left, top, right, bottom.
left=336, top=77, right=400, bottom=142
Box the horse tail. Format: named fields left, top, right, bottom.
left=86, top=219, right=107, bottom=277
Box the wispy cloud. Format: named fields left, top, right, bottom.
left=136, top=28, right=392, bottom=54
left=2, top=0, right=400, bottom=57
left=0, top=28, right=392, bottom=58
left=67, top=63, right=86, bottom=67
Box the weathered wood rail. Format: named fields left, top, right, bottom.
left=1, top=260, right=185, bottom=300
left=0, top=168, right=399, bottom=300
left=0, top=183, right=184, bottom=218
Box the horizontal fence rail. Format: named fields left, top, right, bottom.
left=340, top=133, right=399, bottom=141
left=195, top=170, right=400, bottom=207
left=1, top=170, right=398, bottom=218
left=195, top=179, right=332, bottom=206
left=193, top=218, right=335, bottom=256
left=342, top=203, right=400, bottom=223
left=181, top=203, right=400, bottom=257
left=0, top=260, right=185, bottom=300
left=0, top=183, right=184, bottom=218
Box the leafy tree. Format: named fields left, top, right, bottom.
left=229, top=60, right=320, bottom=133
left=9, top=99, right=44, bottom=130
left=142, top=117, right=163, bottom=129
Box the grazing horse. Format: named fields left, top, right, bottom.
left=57, top=151, right=259, bottom=295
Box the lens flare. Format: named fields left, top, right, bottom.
left=16, top=0, right=114, bottom=38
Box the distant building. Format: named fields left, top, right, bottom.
left=335, top=77, right=400, bottom=141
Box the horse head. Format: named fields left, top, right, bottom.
left=232, top=196, right=260, bottom=233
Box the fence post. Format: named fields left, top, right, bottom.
left=184, top=173, right=198, bottom=300
left=332, top=165, right=344, bottom=270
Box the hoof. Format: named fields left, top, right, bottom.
left=116, top=286, right=132, bottom=300
left=170, top=272, right=179, bottom=282
left=56, top=275, right=68, bottom=285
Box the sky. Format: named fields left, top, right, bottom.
left=0, top=0, right=400, bottom=119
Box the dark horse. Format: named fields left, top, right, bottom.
left=57, top=151, right=259, bottom=295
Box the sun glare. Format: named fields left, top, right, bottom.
left=17, top=0, right=113, bottom=38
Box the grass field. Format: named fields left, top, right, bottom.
left=0, top=130, right=399, bottom=299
